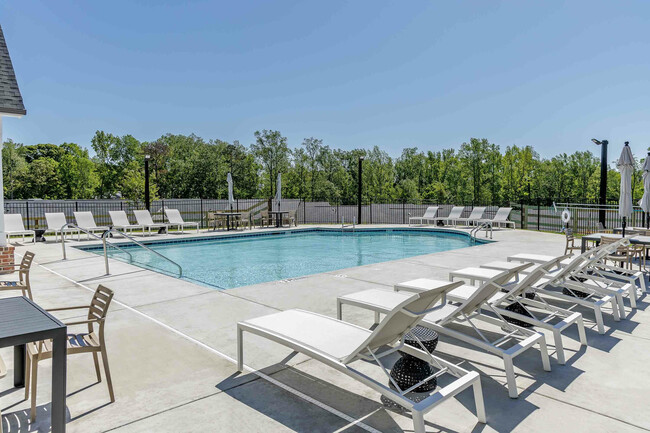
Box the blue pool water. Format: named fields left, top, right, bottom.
left=81, top=229, right=482, bottom=289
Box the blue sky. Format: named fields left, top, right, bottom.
left=1, top=1, right=649, bottom=158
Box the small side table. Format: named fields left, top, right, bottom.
left=390, top=326, right=439, bottom=392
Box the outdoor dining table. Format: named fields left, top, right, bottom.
left=268, top=211, right=289, bottom=228
left=0, top=296, right=67, bottom=432
left=216, top=212, right=242, bottom=231
left=580, top=232, right=650, bottom=253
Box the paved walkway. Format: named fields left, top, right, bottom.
left=0, top=226, right=648, bottom=432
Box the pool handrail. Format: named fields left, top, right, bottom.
left=101, top=228, right=183, bottom=278
left=61, top=223, right=134, bottom=265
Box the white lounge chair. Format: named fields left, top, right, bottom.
left=238, top=281, right=487, bottom=433
left=408, top=206, right=439, bottom=226
left=454, top=206, right=486, bottom=226
left=503, top=242, right=628, bottom=334
left=108, top=210, right=144, bottom=235
left=4, top=213, right=35, bottom=243
left=164, top=208, right=199, bottom=233
left=44, top=212, right=80, bottom=242
left=133, top=210, right=168, bottom=236
left=74, top=211, right=110, bottom=239
left=479, top=207, right=515, bottom=229
left=445, top=254, right=587, bottom=364
left=338, top=264, right=552, bottom=399
left=431, top=206, right=464, bottom=226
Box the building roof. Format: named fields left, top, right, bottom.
left=0, top=25, right=26, bottom=116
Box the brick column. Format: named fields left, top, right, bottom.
left=0, top=246, right=15, bottom=272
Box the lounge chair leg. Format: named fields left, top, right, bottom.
left=412, top=410, right=426, bottom=433
left=611, top=297, right=621, bottom=321
left=374, top=311, right=380, bottom=325
left=538, top=336, right=551, bottom=371
left=100, top=347, right=115, bottom=402
left=552, top=329, right=566, bottom=365
left=503, top=355, right=518, bottom=398
left=616, top=293, right=625, bottom=318
left=336, top=301, right=342, bottom=320
left=237, top=326, right=244, bottom=372
left=576, top=316, right=588, bottom=345
left=594, top=305, right=605, bottom=334
left=472, top=378, right=487, bottom=423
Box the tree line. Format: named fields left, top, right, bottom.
left=2, top=130, right=645, bottom=204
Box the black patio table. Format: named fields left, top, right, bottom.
left=0, top=296, right=67, bottom=432
left=268, top=211, right=288, bottom=228
left=216, top=212, right=242, bottom=231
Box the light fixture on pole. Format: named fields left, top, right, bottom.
left=592, top=139, right=609, bottom=228
left=144, top=155, right=151, bottom=211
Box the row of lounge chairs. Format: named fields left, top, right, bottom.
left=237, top=238, right=643, bottom=432
left=409, top=206, right=516, bottom=228
left=3, top=209, right=199, bottom=243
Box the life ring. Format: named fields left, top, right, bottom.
left=561, top=209, right=571, bottom=224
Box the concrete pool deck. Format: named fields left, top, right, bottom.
left=0, top=225, right=648, bottom=432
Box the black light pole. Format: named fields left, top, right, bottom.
left=358, top=156, right=364, bottom=224
left=144, top=154, right=151, bottom=211
left=592, top=139, right=608, bottom=228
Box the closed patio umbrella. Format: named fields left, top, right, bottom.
left=275, top=173, right=282, bottom=211
left=227, top=172, right=235, bottom=211
left=617, top=142, right=635, bottom=236
left=639, top=152, right=650, bottom=228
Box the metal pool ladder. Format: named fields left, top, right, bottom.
left=470, top=222, right=492, bottom=242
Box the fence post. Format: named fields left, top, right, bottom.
left=200, top=198, right=204, bottom=228
left=537, top=199, right=540, bottom=231
left=402, top=201, right=406, bottom=224
left=336, top=201, right=339, bottom=224
left=370, top=203, right=373, bottom=224
left=25, top=200, right=30, bottom=229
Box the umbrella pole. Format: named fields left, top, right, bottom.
left=622, top=216, right=627, bottom=237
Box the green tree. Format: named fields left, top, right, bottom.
left=251, top=130, right=289, bottom=197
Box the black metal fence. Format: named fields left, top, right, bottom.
left=4, top=198, right=643, bottom=235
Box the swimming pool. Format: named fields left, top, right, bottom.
left=79, top=228, right=485, bottom=289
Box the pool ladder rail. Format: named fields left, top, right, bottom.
left=470, top=222, right=492, bottom=242
left=60, top=224, right=183, bottom=278
left=341, top=216, right=356, bottom=232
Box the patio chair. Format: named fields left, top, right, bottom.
left=408, top=206, right=439, bottom=226
left=133, top=210, right=168, bottom=236
left=257, top=210, right=272, bottom=228
left=238, top=211, right=251, bottom=230
left=454, top=206, right=486, bottom=226
left=44, top=212, right=80, bottom=242
left=0, top=251, right=35, bottom=300
left=238, top=280, right=487, bottom=433
left=206, top=211, right=224, bottom=231
left=4, top=213, right=35, bottom=243
left=108, top=210, right=145, bottom=235
left=564, top=228, right=581, bottom=255
left=338, top=264, right=552, bottom=399
left=0, top=355, right=5, bottom=433
left=478, top=207, right=515, bottom=229
left=282, top=210, right=297, bottom=227
left=431, top=206, right=464, bottom=226
left=164, top=208, right=199, bottom=233
left=25, top=285, right=116, bottom=422
left=74, top=211, right=110, bottom=239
